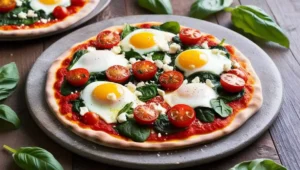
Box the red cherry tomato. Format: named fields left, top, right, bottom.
left=227, top=69, right=248, bottom=82
left=220, top=73, right=245, bottom=93
left=139, top=23, right=152, bottom=28
left=71, top=0, right=86, bottom=6
left=179, top=28, right=202, bottom=45
left=0, top=0, right=16, bottom=13
left=167, top=104, right=195, bottom=128
left=134, top=104, right=159, bottom=125
left=146, top=96, right=171, bottom=110
left=106, top=65, right=130, bottom=84
left=53, top=6, right=69, bottom=19
left=96, top=30, right=121, bottom=49
left=132, top=61, right=157, bottom=81
left=82, top=112, right=99, bottom=125
left=159, top=71, right=184, bottom=91
left=66, top=68, right=90, bottom=87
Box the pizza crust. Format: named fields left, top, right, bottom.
left=46, top=22, right=263, bottom=151
left=0, top=0, right=99, bottom=38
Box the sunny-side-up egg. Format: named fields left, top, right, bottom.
left=30, top=0, right=71, bottom=15
left=81, top=81, right=142, bottom=123
left=71, top=50, right=128, bottom=73
left=120, top=29, right=175, bottom=55
left=175, top=49, right=232, bottom=76
left=163, top=83, right=218, bottom=108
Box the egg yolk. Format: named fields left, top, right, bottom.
left=93, top=83, right=122, bottom=102
left=130, top=32, right=156, bottom=49
left=177, top=50, right=208, bottom=70
left=39, top=0, right=61, bottom=5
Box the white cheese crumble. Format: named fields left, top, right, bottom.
left=134, top=91, right=143, bottom=96
left=169, top=43, right=181, bottom=54
left=232, top=60, right=240, bottom=68
left=206, top=79, right=215, bottom=88
left=40, top=18, right=48, bottom=24
left=129, top=58, right=137, bottom=64
left=158, top=133, right=162, bottom=138
left=18, top=12, right=27, bottom=19
left=158, top=89, right=165, bottom=96
left=212, top=49, right=220, bottom=54
left=27, top=10, right=38, bottom=18
left=117, top=112, right=127, bottom=123
left=111, top=46, right=121, bottom=54
left=145, top=56, right=154, bottom=62
left=163, top=54, right=172, bottom=64
left=223, top=63, right=232, bottom=72
left=79, top=107, right=89, bottom=116
left=16, top=0, right=23, bottom=6
left=126, top=64, right=132, bottom=69
left=163, top=64, right=174, bottom=72
left=154, top=60, right=164, bottom=69
left=107, top=93, right=117, bottom=101
left=201, top=41, right=209, bottom=49
left=136, top=81, right=145, bottom=87
left=125, top=82, right=136, bottom=92
left=191, top=77, right=200, bottom=83
left=87, top=47, right=96, bottom=52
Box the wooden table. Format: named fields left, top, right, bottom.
left=0, top=0, right=299, bottom=169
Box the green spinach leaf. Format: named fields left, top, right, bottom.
left=68, top=50, right=89, bottom=70
left=137, top=0, right=173, bottom=14
left=229, top=159, right=287, bottom=170
left=210, top=99, right=232, bottom=118
left=136, top=84, right=158, bottom=102
left=216, top=85, right=245, bottom=102
left=118, top=102, right=134, bottom=115
left=194, top=107, right=215, bottom=123
left=210, top=45, right=231, bottom=59
left=71, top=98, right=85, bottom=113
left=154, top=114, right=186, bottom=134
left=116, top=119, right=150, bottom=142
left=187, top=71, right=220, bottom=84
left=60, top=79, right=82, bottom=96
left=87, top=71, right=107, bottom=84
left=159, top=21, right=180, bottom=34
left=190, top=0, right=233, bottom=19
left=151, top=51, right=165, bottom=61
left=0, top=105, right=20, bottom=130
left=0, top=62, right=19, bottom=101
left=225, top=5, right=290, bottom=48
left=124, top=50, right=144, bottom=60
left=121, top=24, right=139, bottom=39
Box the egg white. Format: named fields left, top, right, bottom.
left=30, top=0, right=71, bottom=15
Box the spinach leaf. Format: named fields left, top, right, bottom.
left=118, top=102, right=134, bottom=115
left=151, top=51, right=165, bottom=61
left=60, top=79, right=82, bottom=96
left=172, top=36, right=182, bottom=45
left=154, top=114, right=186, bottom=134
left=159, top=21, right=180, bottom=34
left=116, top=119, right=150, bottom=142
left=225, top=5, right=290, bottom=48
left=229, top=159, right=287, bottom=170
left=71, top=98, right=85, bottom=113
left=3, top=145, right=63, bottom=170
left=210, top=45, right=231, bottom=59
left=0, top=105, right=20, bottom=130
left=210, top=99, right=232, bottom=118
left=187, top=71, right=220, bottom=84
left=137, top=0, right=173, bottom=14
left=190, top=0, right=233, bottom=19
left=121, top=24, right=139, bottom=39
left=0, top=62, right=19, bottom=101
left=216, top=85, right=245, bottom=102
left=68, top=50, right=89, bottom=70
left=124, top=50, right=144, bottom=60
left=87, top=71, right=107, bottom=84
left=136, top=84, right=158, bottom=102
left=194, top=107, right=215, bottom=123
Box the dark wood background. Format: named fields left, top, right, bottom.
left=0, top=0, right=299, bottom=169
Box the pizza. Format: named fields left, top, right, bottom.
left=46, top=21, right=263, bottom=150
left=0, top=0, right=99, bottom=38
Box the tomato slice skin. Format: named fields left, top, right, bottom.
left=146, top=96, right=171, bottom=110
left=227, top=69, right=248, bottom=82
left=0, top=0, right=16, bottom=13
left=179, top=28, right=202, bottom=45
left=159, top=71, right=184, bottom=91
left=167, top=104, right=196, bottom=128
left=134, top=104, right=159, bottom=125
left=82, top=112, right=100, bottom=125
left=220, top=73, right=245, bottom=93
left=106, top=65, right=130, bottom=84
left=96, top=30, right=121, bottom=49
left=139, top=23, right=152, bottom=28
left=132, top=61, right=157, bottom=81
left=53, top=6, right=69, bottom=19
left=66, top=68, right=90, bottom=87
left=71, top=0, right=86, bottom=6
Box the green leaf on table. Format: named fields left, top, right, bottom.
left=154, top=114, right=186, bottom=134
left=229, top=159, right=287, bottom=170
left=225, top=5, right=290, bottom=48
left=194, top=107, right=215, bottom=123
left=116, top=119, right=150, bottom=142
left=0, top=62, right=19, bottom=101
left=190, top=0, right=233, bottom=19
left=137, top=0, right=173, bottom=14
left=210, top=99, right=232, bottom=118
left=67, top=50, right=88, bottom=70
left=136, top=84, right=158, bottom=102
left=121, top=24, right=139, bottom=39
left=3, top=145, right=63, bottom=170
left=0, top=105, right=20, bottom=130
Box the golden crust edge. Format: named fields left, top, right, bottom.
left=45, top=22, right=263, bottom=151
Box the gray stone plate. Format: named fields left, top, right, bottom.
left=26, top=15, right=283, bottom=169
left=0, top=0, right=110, bottom=41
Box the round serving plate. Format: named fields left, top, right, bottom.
left=26, top=15, right=283, bottom=169
left=0, top=0, right=110, bottom=41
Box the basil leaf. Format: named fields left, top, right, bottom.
left=190, top=0, right=233, bottom=19
left=118, top=102, right=134, bottom=115
left=68, top=50, right=88, bottom=70
left=151, top=51, right=165, bottom=61
left=116, top=119, right=150, bottom=142
left=194, top=107, right=215, bottom=123
left=159, top=21, right=180, bottom=34
left=87, top=71, right=107, bottom=84
left=187, top=71, right=220, bottom=84
left=71, top=98, right=85, bottom=113
left=124, top=50, right=144, bottom=60
left=210, top=99, right=232, bottom=118
left=225, top=5, right=290, bottom=48
left=0, top=62, right=19, bottom=101
left=137, top=0, right=173, bottom=14
left=154, top=114, right=186, bottom=134
left=60, top=79, right=82, bottom=96
left=229, top=159, right=287, bottom=170
left=121, top=24, right=139, bottom=39
left=136, top=84, right=158, bottom=102
left=210, top=45, right=231, bottom=59
left=216, top=85, right=245, bottom=102
left=0, top=105, right=20, bottom=130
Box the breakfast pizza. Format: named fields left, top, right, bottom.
left=46, top=21, right=263, bottom=150
left=0, top=0, right=99, bottom=38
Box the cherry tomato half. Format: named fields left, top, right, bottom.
left=167, top=104, right=195, bottom=128
left=106, top=65, right=130, bottom=84
left=159, top=71, right=184, bottom=91
left=146, top=96, right=171, bottom=110
left=82, top=112, right=99, bottom=125
left=134, top=104, right=159, bottom=125
left=220, top=73, right=245, bottom=93
left=53, top=6, right=69, bottom=19
left=227, top=69, right=248, bottom=82
left=132, top=61, right=157, bottom=81
left=66, top=68, right=90, bottom=87
left=71, top=0, right=86, bottom=6
left=139, top=23, right=152, bottom=28
left=179, top=28, right=202, bottom=45
left=96, top=30, right=121, bottom=49
left=0, top=0, right=16, bottom=13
